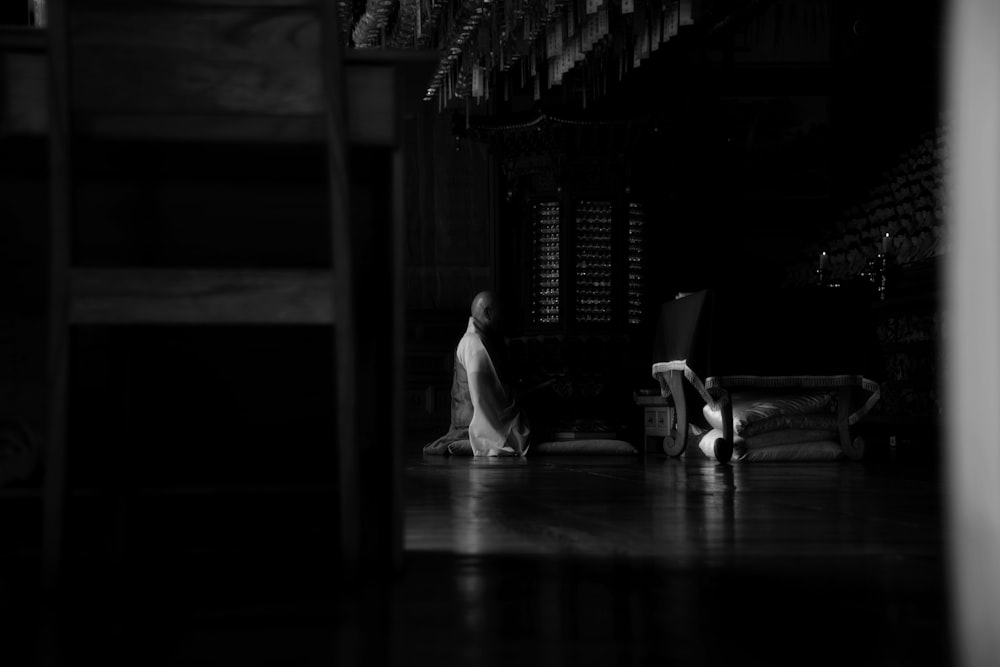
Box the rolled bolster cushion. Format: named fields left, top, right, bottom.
left=735, top=440, right=844, bottom=462
left=701, top=408, right=743, bottom=444
left=740, top=413, right=840, bottom=438
left=697, top=428, right=727, bottom=459
left=703, top=390, right=835, bottom=437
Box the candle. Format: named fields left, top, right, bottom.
left=882, top=232, right=890, bottom=255
left=820, top=251, right=827, bottom=270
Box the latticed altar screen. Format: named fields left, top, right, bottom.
left=530, top=201, right=561, bottom=326
left=575, top=200, right=614, bottom=324
left=627, top=202, right=645, bottom=325
left=527, top=198, right=646, bottom=330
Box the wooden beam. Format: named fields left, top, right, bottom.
left=70, top=8, right=324, bottom=115
left=70, top=269, right=335, bottom=324
left=70, top=63, right=396, bottom=145
left=5, top=12, right=404, bottom=145
left=69, top=6, right=400, bottom=143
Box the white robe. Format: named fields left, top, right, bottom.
left=457, top=318, right=530, bottom=457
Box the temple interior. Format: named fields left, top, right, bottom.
left=1, top=1, right=993, bottom=665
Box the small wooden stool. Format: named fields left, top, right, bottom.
left=634, top=390, right=674, bottom=454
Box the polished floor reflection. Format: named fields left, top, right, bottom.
left=8, top=444, right=948, bottom=666
left=402, top=448, right=948, bottom=667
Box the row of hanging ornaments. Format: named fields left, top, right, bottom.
left=421, top=0, right=697, bottom=108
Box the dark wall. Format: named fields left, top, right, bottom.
left=403, top=107, right=496, bottom=312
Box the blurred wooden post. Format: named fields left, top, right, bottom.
left=945, top=1, right=1000, bottom=666
left=390, top=146, right=406, bottom=570
left=319, top=0, right=360, bottom=572
left=42, top=0, right=69, bottom=598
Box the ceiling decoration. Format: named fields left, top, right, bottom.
left=342, top=0, right=764, bottom=111
left=350, top=0, right=396, bottom=47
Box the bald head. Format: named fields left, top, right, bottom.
left=471, top=291, right=502, bottom=333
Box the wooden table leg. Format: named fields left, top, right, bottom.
left=662, top=370, right=687, bottom=457
left=837, top=386, right=865, bottom=460
left=713, top=390, right=734, bottom=463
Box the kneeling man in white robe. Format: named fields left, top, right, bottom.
left=423, top=291, right=531, bottom=457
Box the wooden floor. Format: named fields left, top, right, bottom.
left=400, top=444, right=948, bottom=667
left=6, top=438, right=949, bottom=666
